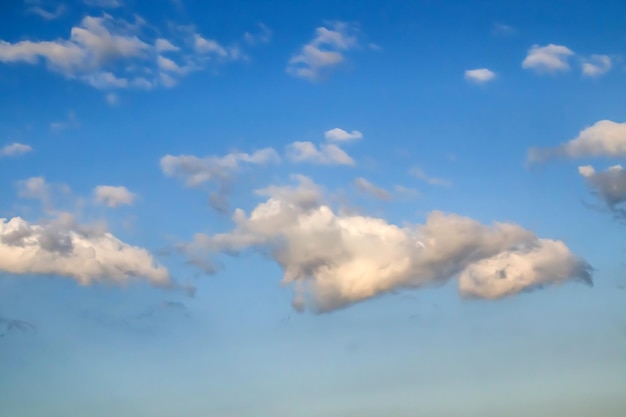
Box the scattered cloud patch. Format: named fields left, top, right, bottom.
left=492, top=23, right=515, bottom=36
left=410, top=166, right=451, bottom=187
left=354, top=177, right=391, bottom=201
left=27, top=4, right=66, bottom=20
left=464, top=68, right=495, bottom=84
left=155, top=38, right=179, bottom=53
left=243, top=23, right=272, bottom=45
left=324, top=128, right=363, bottom=142
left=105, top=92, right=118, bottom=105
left=287, top=21, right=360, bottom=81
left=50, top=111, right=78, bottom=131
left=179, top=176, right=591, bottom=312
left=94, top=185, right=135, bottom=208
left=579, top=164, right=626, bottom=218
left=581, top=54, right=612, bottom=77
left=522, top=44, right=574, bottom=73
left=0, top=143, right=32, bottom=157
left=528, top=120, right=626, bottom=162
left=286, top=141, right=354, bottom=166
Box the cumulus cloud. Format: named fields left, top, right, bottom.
left=324, top=128, right=363, bottom=142
left=464, top=68, right=495, bottom=84
left=94, top=185, right=135, bottom=208
left=354, top=177, right=391, bottom=201
left=579, top=165, right=626, bottom=218
left=287, top=21, right=360, bottom=81
left=581, top=54, right=612, bottom=77
left=0, top=13, right=259, bottom=90
left=0, top=214, right=170, bottom=286
left=0, top=143, right=32, bottom=157
left=522, top=44, right=574, bottom=73
left=286, top=141, right=354, bottom=166
left=410, top=166, right=451, bottom=187
left=179, top=176, right=591, bottom=313
left=528, top=120, right=626, bottom=162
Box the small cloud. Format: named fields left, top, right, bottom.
left=492, top=23, right=515, bottom=37
left=155, top=38, right=180, bottom=53
left=522, top=44, right=575, bottom=73
left=0, top=143, right=32, bottom=157
left=50, top=111, right=78, bottom=131
left=94, top=185, right=136, bottom=208
left=105, top=92, right=118, bottom=105
left=27, top=4, right=66, bottom=20
left=324, top=128, right=363, bottom=142
left=464, top=68, right=496, bottom=84
left=409, top=166, right=451, bottom=187
left=83, top=0, right=122, bottom=7
left=286, top=141, right=354, bottom=166
left=287, top=21, right=360, bottom=81
left=368, top=43, right=382, bottom=51
left=354, top=177, right=391, bottom=201
left=581, top=54, right=612, bottom=78
left=579, top=164, right=626, bottom=218
left=243, top=23, right=272, bottom=45
left=393, top=185, right=421, bottom=199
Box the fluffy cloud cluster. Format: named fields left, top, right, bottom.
left=0, top=13, right=260, bottom=90
left=579, top=165, right=626, bottom=217
left=287, top=21, right=360, bottom=81
left=0, top=214, right=170, bottom=286
left=522, top=44, right=612, bottom=77
left=528, top=120, right=626, bottom=162
left=180, top=176, right=592, bottom=312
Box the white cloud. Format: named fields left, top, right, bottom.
left=193, top=35, right=228, bottom=56
left=287, top=21, right=360, bottom=81
left=0, top=214, right=169, bottom=286
left=393, top=185, right=421, bottom=199
left=324, top=128, right=363, bottom=142
left=155, top=38, right=179, bottom=53
left=286, top=141, right=354, bottom=166
left=354, top=178, right=391, bottom=201
left=492, top=23, right=515, bottom=36
left=0, top=143, right=32, bottom=157
left=579, top=164, right=626, bottom=217
left=50, top=110, right=78, bottom=131
left=16, top=176, right=72, bottom=212
left=528, top=120, right=626, bottom=162
left=105, top=92, right=118, bottom=105
left=464, top=68, right=496, bottom=84
left=27, top=4, right=66, bottom=20
left=581, top=54, right=612, bottom=77
left=410, top=166, right=451, bottom=187
left=94, top=185, right=135, bottom=207
left=522, top=44, right=574, bottom=73
left=180, top=176, right=591, bottom=312
left=243, top=23, right=272, bottom=45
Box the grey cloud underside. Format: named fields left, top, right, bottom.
left=579, top=165, right=626, bottom=219
left=179, top=176, right=592, bottom=313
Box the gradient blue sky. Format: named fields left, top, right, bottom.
left=1, top=0, right=626, bottom=416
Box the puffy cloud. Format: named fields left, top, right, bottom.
left=0, top=215, right=170, bottom=286
left=287, top=21, right=360, bottom=81
left=464, top=68, right=495, bottom=84
left=581, top=54, right=612, bottom=77
left=528, top=120, right=626, bottom=162
left=522, top=44, right=574, bottom=73
left=324, top=128, right=363, bottom=142
left=180, top=176, right=591, bottom=312
left=161, top=148, right=280, bottom=187
left=354, top=178, right=391, bottom=201
left=409, top=166, right=451, bottom=187
left=0, top=143, right=32, bottom=157
left=286, top=141, right=354, bottom=166
left=27, top=4, right=66, bottom=20
left=94, top=185, right=135, bottom=208
left=579, top=164, right=626, bottom=217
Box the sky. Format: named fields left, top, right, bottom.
left=1, top=0, right=626, bottom=416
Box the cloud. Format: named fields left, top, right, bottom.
left=581, top=54, right=612, bottom=77
left=155, top=38, right=179, bottom=53
left=409, top=166, right=451, bottom=187
left=579, top=165, right=626, bottom=218
left=193, top=35, right=228, bottom=56
left=0, top=214, right=170, bottom=286
left=161, top=148, right=280, bottom=187
left=243, top=23, right=272, bottom=45
left=393, top=185, right=421, bottom=199
left=528, top=120, right=626, bottom=162
left=324, top=128, right=363, bottom=142
left=287, top=21, right=360, bottom=81
left=464, top=68, right=496, bottom=84
left=286, top=141, right=354, bottom=166
left=354, top=177, right=391, bottom=201
left=50, top=110, right=78, bottom=131
left=83, top=0, right=122, bottom=8
left=94, top=185, right=135, bottom=208
left=16, top=176, right=71, bottom=210
left=105, top=92, right=118, bottom=105
left=0, top=143, right=32, bottom=157
left=522, top=44, right=574, bottom=73
left=492, top=23, right=516, bottom=36
left=27, top=4, right=66, bottom=20
left=179, top=176, right=591, bottom=312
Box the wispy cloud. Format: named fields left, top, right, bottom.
left=26, top=4, right=66, bottom=20
left=581, top=54, right=612, bottom=77
left=324, top=128, right=363, bottom=142
left=354, top=177, right=391, bottom=201
left=286, top=141, right=354, bottom=166
left=410, top=166, right=451, bottom=187
left=0, top=142, right=32, bottom=157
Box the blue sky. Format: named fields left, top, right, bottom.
left=1, top=0, right=626, bottom=416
